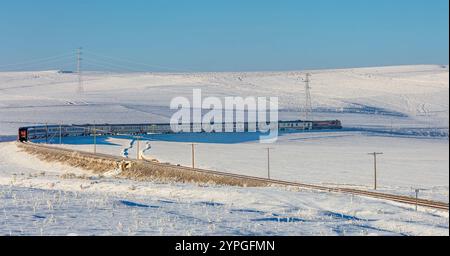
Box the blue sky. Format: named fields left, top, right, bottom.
left=0, top=0, right=448, bottom=72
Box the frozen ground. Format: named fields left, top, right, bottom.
left=0, top=65, right=448, bottom=135
left=45, top=131, right=449, bottom=202
left=0, top=142, right=448, bottom=236
left=0, top=65, right=448, bottom=235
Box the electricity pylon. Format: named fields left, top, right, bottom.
left=76, top=47, right=83, bottom=93
left=303, top=73, right=313, bottom=121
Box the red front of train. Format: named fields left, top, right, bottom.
left=312, top=120, right=342, bottom=129
left=18, top=128, right=28, bottom=142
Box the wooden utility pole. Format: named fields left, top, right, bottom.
left=45, top=123, right=48, bottom=144
left=191, top=143, right=196, bottom=169
left=368, top=152, right=383, bottom=190
left=414, top=189, right=421, bottom=211
left=266, top=148, right=273, bottom=179
left=137, top=137, right=140, bottom=160
left=93, top=122, right=97, bottom=154
left=59, top=123, right=62, bottom=145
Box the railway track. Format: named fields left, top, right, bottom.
left=21, top=142, right=449, bottom=211
left=171, top=164, right=449, bottom=211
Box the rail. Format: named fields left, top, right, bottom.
left=20, top=142, right=449, bottom=211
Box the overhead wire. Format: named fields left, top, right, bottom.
left=0, top=53, right=74, bottom=70
left=83, top=50, right=194, bottom=72
left=0, top=49, right=195, bottom=73
left=83, top=58, right=145, bottom=73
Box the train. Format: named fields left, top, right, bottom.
left=18, top=120, right=342, bottom=142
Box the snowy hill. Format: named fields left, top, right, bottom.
left=2, top=64, right=447, bottom=196
left=0, top=65, right=448, bottom=235
left=0, top=65, right=448, bottom=135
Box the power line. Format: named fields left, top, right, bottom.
left=83, top=50, right=194, bottom=72
left=83, top=58, right=144, bottom=73
left=0, top=53, right=73, bottom=69
left=0, top=57, right=74, bottom=72
left=0, top=50, right=195, bottom=73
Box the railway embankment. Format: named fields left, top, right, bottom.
left=16, top=142, right=449, bottom=211
left=17, top=142, right=269, bottom=187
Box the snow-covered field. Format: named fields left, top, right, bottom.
left=0, top=65, right=448, bottom=134
left=47, top=131, right=449, bottom=202
left=0, top=142, right=448, bottom=236
left=0, top=65, right=448, bottom=235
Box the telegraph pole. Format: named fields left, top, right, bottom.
left=59, top=123, right=62, bottom=145
left=266, top=148, right=273, bottom=179
left=45, top=123, right=48, bottom=144
left=414, top=189, right=420, bottom=211
left=76, top=47, right=83, bottom=93
left=191, top=143, right=196, bottom=169
left=368, top=152, right=383, bottom=190
left=93, top=122, right=97, bottom=154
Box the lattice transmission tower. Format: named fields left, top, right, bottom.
left=303, top=73, right=313, bottom=121
left=76, top=47, right=83, bottom=93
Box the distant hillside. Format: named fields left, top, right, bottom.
left=0, top=65, right=448, bottom=135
